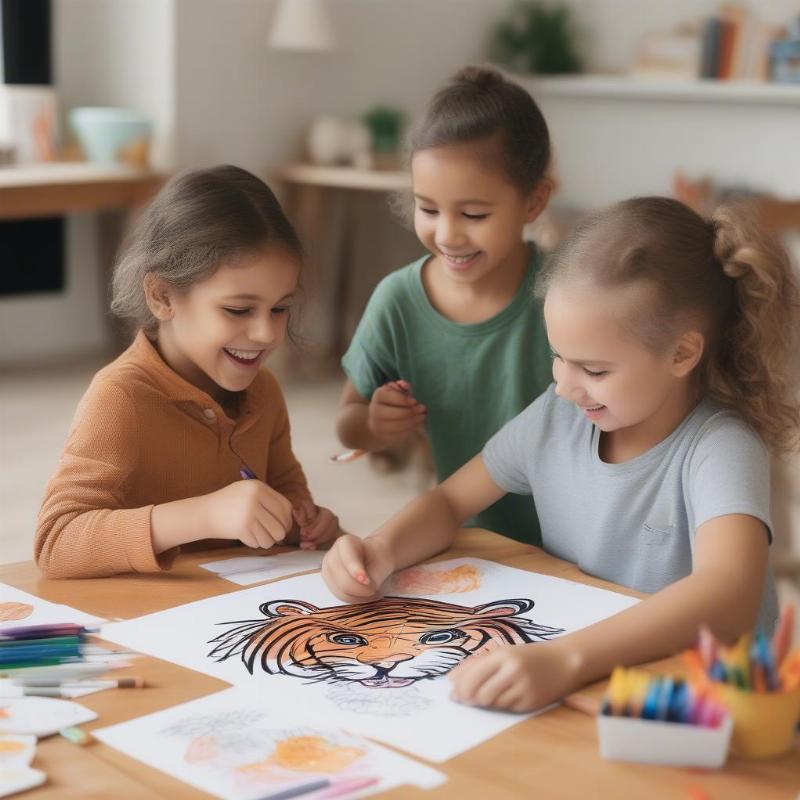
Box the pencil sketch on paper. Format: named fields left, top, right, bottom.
left=207, top=596, right=565, bottom=689
left=389, top=563, right=483, bottom=595
left=324, top=682, right=432, bottom=716
left=161, top=712, right=373, bottom=790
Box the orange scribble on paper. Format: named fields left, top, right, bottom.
left=0, top=602, right=34, bottom=621
left=237, top=735, right=365, bottom=777
left=393, top=564, right=481, bottom=595
left=0, top=740, right=26, bottom=753
left=0, top=709, right=10, bottom=719
left=184, top=735, right=218, bottom=764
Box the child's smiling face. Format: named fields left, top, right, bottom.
left=411, top=142, right=544, bottom=286
left=153, top=248, right=299, bottom=400
left=543, top=281, right=688, bottom=436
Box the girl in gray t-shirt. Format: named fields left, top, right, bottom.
left=322, top=196, right=800, bottom=714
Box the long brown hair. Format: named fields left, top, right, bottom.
left=111, top=165, right=303, bottom=336
left=536, top=196, right=800, bottom=453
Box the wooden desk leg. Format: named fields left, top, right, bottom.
left=97, top=210, right=135, bottom=354
left=282, top=183, right=349, bottom=374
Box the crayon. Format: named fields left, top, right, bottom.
left=681, top=649, right=706, bottom=683
left=729, top=633, right=752, bottom=690
left=654, top=676, right=674, bottom=721
left=779, top=650, right=800, bottom=691
left=754, top=630, right=779, bottom=691
left=606, top=667, right=628, bottom=716
left=772, top=605, right=795, bottom=668
left=253, top=779, right=330, bottom=800
left=315, top=777, right=380, bottom=799
left=59, top=726, right=92, bottom=746
left=667, top=680, right=688, bottom=723
left=641, top=679, right=661, bottom=720
left=697, top=626, right=716, bottom=671
left=709, top=659, right=727, bottom=683
left=628, top=670, right=650, bottom=718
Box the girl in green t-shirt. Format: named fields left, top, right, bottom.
left=336, top=66, right=554, bottom=546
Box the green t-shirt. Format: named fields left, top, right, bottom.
left=341, top=246, right=552, bottom=546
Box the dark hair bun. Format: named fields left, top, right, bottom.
left=452, top=65, right=505, bottom=91
left=410, top=64, right=551, bottom=192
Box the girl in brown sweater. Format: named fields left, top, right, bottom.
left=36, top=166, right=340, bottom=578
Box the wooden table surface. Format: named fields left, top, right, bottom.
left=3, top=530, right=798, bottom=799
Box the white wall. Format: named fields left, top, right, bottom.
left=172, top=0, right=510, bottom=171
left=2, top=0, right=799, bottom=364
left=0, top=0, right=175, bottom=365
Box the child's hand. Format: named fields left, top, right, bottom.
left=367, top=380, right=426, bottom=444
left=293, top=500, right=341, bottom=550
left=449, top=640, right=580, bottom=713
left=199, top=480, right=293, bottom=549
left=321, top=534, right=394, bottom=603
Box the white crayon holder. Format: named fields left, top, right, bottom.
left=597, top=713, right=732, bottom=768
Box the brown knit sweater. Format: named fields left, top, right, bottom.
left=36, top=331, right=311, bottom=578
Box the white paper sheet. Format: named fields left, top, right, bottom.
left=0, top=584, right=104, bottom=629
left=93, top=686, right=444, bottom=800
left=200, top=551, right=325, bottom=586
left=101, top=558, right=638, bottom=761
left=0, top=697, right=97, bottom=737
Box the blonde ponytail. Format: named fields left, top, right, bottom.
left=708, top=204, right=800, bottom=453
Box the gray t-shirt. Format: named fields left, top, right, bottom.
left=483, top=385, right=777, bottom=632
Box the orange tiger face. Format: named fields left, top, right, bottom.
left=208, top=597, right=564, bottom=688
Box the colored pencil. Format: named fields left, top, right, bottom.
left=772, top=605, right=795, bottom=667
left=0, top=623, right=94, bottom=641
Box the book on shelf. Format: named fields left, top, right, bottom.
left=700, top=5, right=776, bottom=81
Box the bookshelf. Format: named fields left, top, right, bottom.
left=519, top=74, right=800, bottom=106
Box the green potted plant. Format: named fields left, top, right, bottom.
left=490, top=0, right=583, bottom=75
left=362, top=105, right=405, bottom=169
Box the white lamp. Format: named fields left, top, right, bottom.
left=267, top=0, right=337, bottom=52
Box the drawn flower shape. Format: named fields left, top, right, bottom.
left=0, top=602, right=34, bottom=621
left=237, top=734, right=365, bottom=776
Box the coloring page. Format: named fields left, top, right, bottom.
left=101, top=558, right=638, bottom=761
left=94, top=686, right=444, bottom=800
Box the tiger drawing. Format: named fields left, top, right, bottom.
left=207, top=596, right=565, bottom=688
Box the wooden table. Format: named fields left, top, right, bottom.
left=0, top=163, right=162, bottom=220
left=2, top=530, right=797, bottom=799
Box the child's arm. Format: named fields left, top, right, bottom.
left=322, top=455, right=507, bottom=601
left=449, top=513, right=769, bottom=712
left=36, top=381, right=172, bottom=579
left=336, top=379, right=426, bottom=451
left=150, top=481, right=294, bottom=554
left=36, top=380, right=296, bottom=578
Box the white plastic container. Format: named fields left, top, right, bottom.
left=597, top=714, right=732, bottom=768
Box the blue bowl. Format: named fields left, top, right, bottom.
left=69, top=107, right=151, bottom=166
